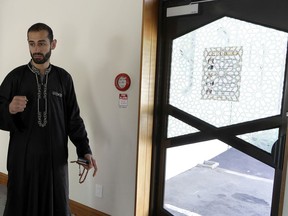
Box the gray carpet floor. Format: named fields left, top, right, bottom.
left=0, top=184, right=6, bottom=215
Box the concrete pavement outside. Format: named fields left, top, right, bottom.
left=164, top=148, right=274, bottom=216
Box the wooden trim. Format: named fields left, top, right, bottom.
left=135, top=0, right=158, bottom=216
left=0, top=172, right=8, bottom=185
left=0, top=172, right=109, bottom=216
left=69, top=200, right=109, bottom=216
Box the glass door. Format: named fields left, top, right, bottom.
left=152, top=0, right=288, bottom=215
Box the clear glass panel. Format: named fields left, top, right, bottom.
left=167, top=116, right=199, bottom=138
left=164, top=141, right=274, bottom=216
left=169, top=16, right=288, bottom=128
left=237, top=128, right=279, bottom=153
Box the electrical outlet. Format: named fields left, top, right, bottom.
left=95, top=184, right=103, bottom=198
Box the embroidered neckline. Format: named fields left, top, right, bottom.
left=27, top=61, right=51, bottom=127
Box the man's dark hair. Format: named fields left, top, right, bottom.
left=27, top=23, right=54, bottom=42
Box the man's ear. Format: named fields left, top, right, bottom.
left=51, top=39, right=57, bottom=50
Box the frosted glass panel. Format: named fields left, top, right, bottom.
left=237, top=128, right=279, bottom=153
left=169, top=17, right=288, bottom=128
left=167, top=116, right=199, bottom=138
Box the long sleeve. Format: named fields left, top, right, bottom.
left=0, top=70, right=22, bottom=132
left=63, top=72, right=92, bottom=157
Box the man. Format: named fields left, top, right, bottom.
left=0, top=23, right=97, bottom=216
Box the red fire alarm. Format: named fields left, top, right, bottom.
left=114, top=73, right=131, bottom=91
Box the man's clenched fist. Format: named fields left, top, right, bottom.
left=9, top=96, right=28, bottom=114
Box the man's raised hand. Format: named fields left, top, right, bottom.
left=9, top=96, right=28, bottom=114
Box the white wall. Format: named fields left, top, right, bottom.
left=0, top=1, right=143, bottom=215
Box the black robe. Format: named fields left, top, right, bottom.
left=0, top=63, right=92, bottom=216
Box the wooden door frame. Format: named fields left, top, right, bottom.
left=135, top=0, right=288, bottom=215
left=135, top=0, right=158, bottom=216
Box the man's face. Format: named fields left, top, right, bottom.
left=27, top=30, right=54, bottom=64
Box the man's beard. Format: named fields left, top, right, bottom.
left=31, top=50, right=51, bottom=64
